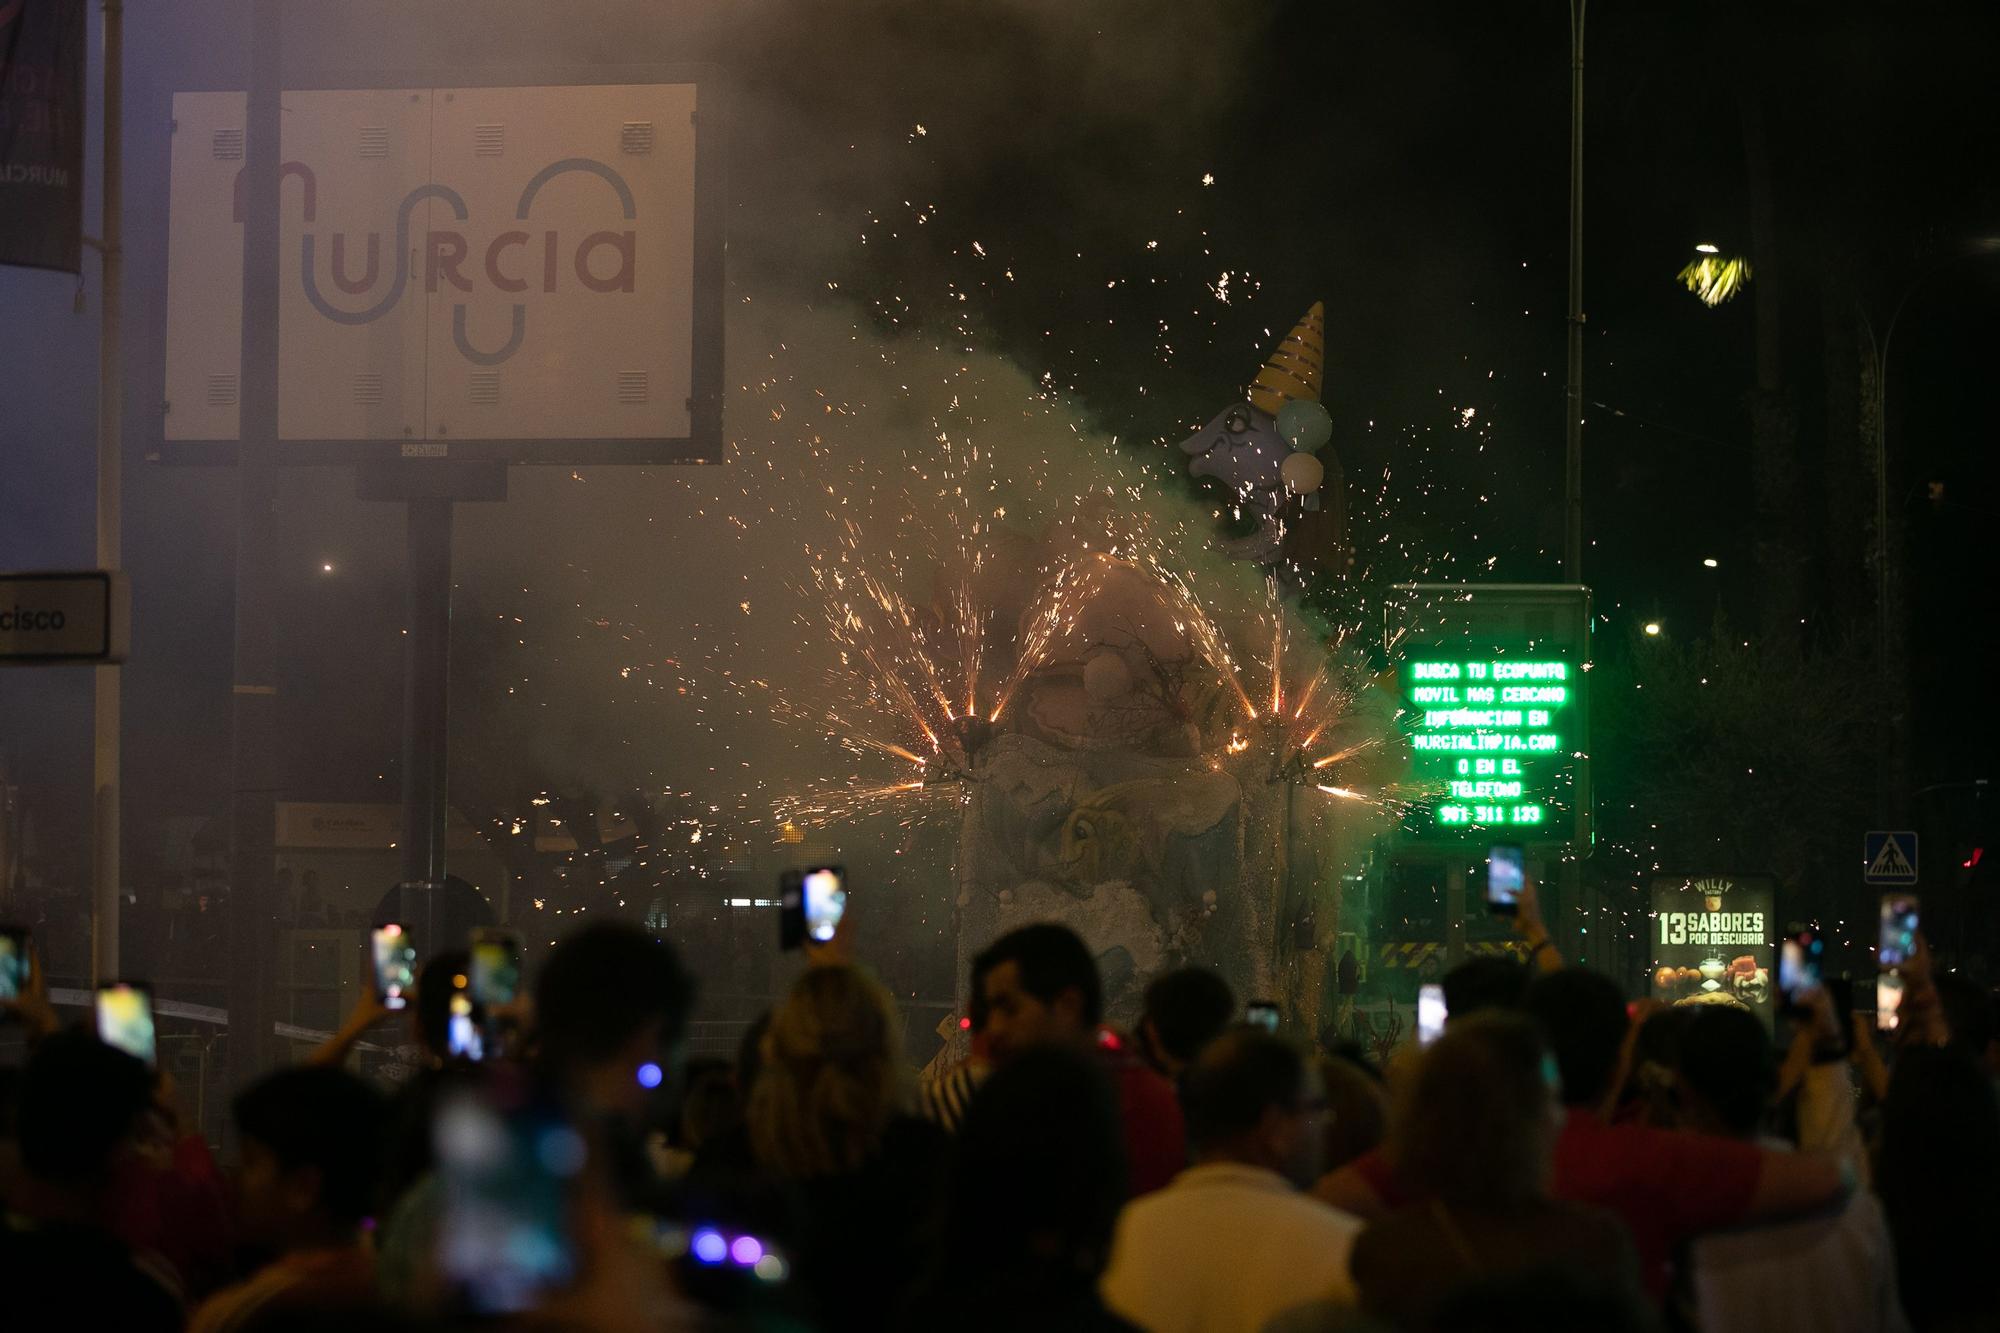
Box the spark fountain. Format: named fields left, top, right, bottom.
left=784, top=516, right=1407, bottom=1030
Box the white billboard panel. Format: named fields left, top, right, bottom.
left=163, top=80, right=716, bottom=462
left=163, top=92, right=246, bottom=443
left=276, top=89, right=432, bottom=443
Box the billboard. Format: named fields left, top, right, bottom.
left=162, top=77, right=722, bottom=463
left=1386, top=584, right=1591, bottom=854
left=1649, top=874, right=1775, bottom=1025
left=0, top=0, right=86, bottom=272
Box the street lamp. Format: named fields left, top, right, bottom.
left=1861, top=237, right=2000, bottom=643
left=1678, top=244, right=1753, bottom=306
left=1857, top=237, right=2000, bottom=816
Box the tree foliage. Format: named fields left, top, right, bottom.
left=1592, top=617, right=1878, bottom=920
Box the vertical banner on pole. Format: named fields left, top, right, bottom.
left=0, top=0, right=86, bottom=272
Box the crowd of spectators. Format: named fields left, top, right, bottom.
left=1, top=876, right=1995, bottom=1332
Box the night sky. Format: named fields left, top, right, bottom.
left=2, top=1, right=1995, bottom=930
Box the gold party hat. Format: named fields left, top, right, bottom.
left=1247, top=301, right=1325, bottom=416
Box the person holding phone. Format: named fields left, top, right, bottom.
left=1348, top=1015, right=1644, bottom=1332
left=0, top=1031, right=182, bottom=1331
left=1318, top=967, right=1851, bottom=1305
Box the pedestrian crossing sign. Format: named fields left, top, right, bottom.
left=1864, top=831, right=1919, bottom=885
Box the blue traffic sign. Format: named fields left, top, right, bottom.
left=1864, top=831, right=1919, bottom=885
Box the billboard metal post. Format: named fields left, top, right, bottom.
left=401, top=497, right=451, bottom=893
left=226, top=0, right=283, bottom=1102
left=91, top=0, right=127, bottom=985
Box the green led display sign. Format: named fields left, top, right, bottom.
left=1398, top=654, right=1579, bottom=840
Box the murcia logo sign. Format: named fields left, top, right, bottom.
left=238, top=157, right=639, bottom=367
left=163, top=81, right=710, bottom=456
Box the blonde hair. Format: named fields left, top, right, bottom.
left=1388, top=1012, right=1556, bottom=1209
left=747, top=964, right=906, bottom=1179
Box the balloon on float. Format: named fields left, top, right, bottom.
left=1280, top=451, right=1325, bottom=495
left=1276, top=397, right=1332, bottom=452
left=1083, top=651, right=1133, bottom=702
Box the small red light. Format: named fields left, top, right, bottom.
left=1965, top=848, right=1985, bottom=869
left=958, top=1016, right=971, bottom=1030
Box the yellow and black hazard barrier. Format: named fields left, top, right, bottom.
left=1375, top=940, right=1529, bottom=969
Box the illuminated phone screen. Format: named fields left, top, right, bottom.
left=96, top=983, right=156, bottom=1067
left=1878, top=895, right=1919, bottom=969
left=373, top=924, right=418, bottom=1010
left=803, top=868, right=846, bottom=943
left=470, top=935, right=522, bottom=1008
left=1418, top=985, right=1446, bottom=1046
left=0, top=930, right=28, bottom=1001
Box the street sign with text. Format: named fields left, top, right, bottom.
left=0, top=571, right=128, bottom=663
left=1386, top=584, right=1593, bottom=854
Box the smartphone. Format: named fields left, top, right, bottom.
left=470, top=928, right=524, bottom=1009
left=1878, top=894, right=1920, bottom=969
left=1876, top=970, right=1905, bottom=1032
left=1778, top=924, right=1824, bottom=1015
left=446, top=974, right=486, bottom=1063
left=436, top=1085, right=582, bottom=1314
left=372, top=922, right=418, bottom=1010
left=1246, top=1000, right=1280, bottom=1032
left=0, top=927, right=28, bottom=1001
left=779, top=865, right=847, bottom=950
left=95, top=982, right=157, bottom=1068
left=1486, top=844, right=1524, bottom=916
left=1417, top=984, right=1447, bottom=1046
left=1826, top=976, right=1856, bottom=1054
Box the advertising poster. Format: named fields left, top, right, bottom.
left=0, top=0, right=86, bottom=272
left=1649, top=875, right=1775, bottom=1025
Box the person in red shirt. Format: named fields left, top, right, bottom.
left=1319, top=968, right=1847, bottom=1302
left=977, top=923, right=1187, bottom=1196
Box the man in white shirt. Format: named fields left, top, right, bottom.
left=1100, top=1027, right=1362, bottom=1333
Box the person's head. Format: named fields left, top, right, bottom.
left=1390, top=1012, right=1559, bottom=1210
left=1139, top=966, right=1236, bottom=1078
left=676, top=1059, right=742, bottom=1153
left=1316, top=1053, right=1389, bottom=1173
left=944, top=1045, right=1127, bottom=1294
left=1934, top=972, right=1996, bottom=1062
left=747, top=963, right=903, bottom=1178
left=232, top=1066, right=387, bottom=1247
left=16, top=1030, right=152, bottom=1205
left=1624, top=1004, right=1695, bottom=1126
left=414, top=948, right=472, bottom=1061
left=975, top=923, right=1101, bottom=1063
left=1441, top=955, right=1530, bottom=1024
left=1181, top=1027, right=1325, bottom=1185
left=1522, top=968, right=1628, bottom=1107
left=1670, top=1003, right=1771, bottom=1138
left=535, top=923, right=695, bottom=1111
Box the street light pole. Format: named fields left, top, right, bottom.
left=1563, top=0, right=1587, bottom=583
left=91, top=0, right=126, bottom=985
left=1861, top=240, right=2000, bottom=815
